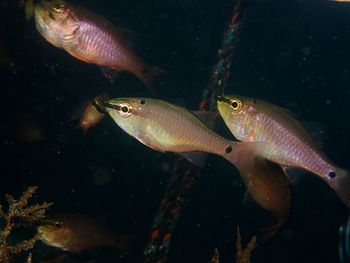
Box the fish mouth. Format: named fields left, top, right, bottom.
left=92, top=97, right=119, bottom=113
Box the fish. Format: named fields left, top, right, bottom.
left=96, top=97, right=291, bottom=237
left=242, top=159, right=291, bottom=239
left=79, top=96, right=105, bottom=134
left=217, top=95, right=350, bottom=208
left=93, top=97, right=251, bottom=169
left=33, top=0, right=159, bottom=93
left=24, top=0, right=34, bottom=20
left=329, top=0, right=350, bottom=2
left=37, top=214, right=131, bottom=253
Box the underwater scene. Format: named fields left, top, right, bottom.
left=0, top=0, right=350, bottom=262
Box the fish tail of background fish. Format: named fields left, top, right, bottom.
left=330, top=167, right=350, bottom=208
left=144, top=1, right=250, bottom=262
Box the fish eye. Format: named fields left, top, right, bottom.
left=118, top=103, right=132, bottom=116
left=121, top=106, right=128, bottom=113
left=230, top=99, right=242, bottom=111
left=140, top=99, right=146, bottom=105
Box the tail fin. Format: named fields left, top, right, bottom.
left=330, top=168, right=350, bottom=208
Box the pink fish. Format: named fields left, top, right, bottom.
left=34, top=0, right=160, bottom=93
left=217, top=95, right=350, bottom=208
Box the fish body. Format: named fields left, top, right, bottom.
left=217, top=95, right=350, bottom=208
left=34, top=0, right=157, bottom=91
left=37, top=214, right=130, bottom=253
left=95, top=97, right=245, bottom=166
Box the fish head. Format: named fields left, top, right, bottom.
left=98, top=97, right=151, bottom=141
left=34, top=0, right=79, bottom=48
left=217, top=95, right=259, bottom=141
left=37, top=218, right=74, bottom=250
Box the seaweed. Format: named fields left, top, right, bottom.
left=210, top=228, right=256, bottom=263
left=236, top=228, right=256, bottom=263
left=0, top=186, right=53, bottom=263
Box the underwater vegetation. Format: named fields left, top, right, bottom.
left=210, top=228, right=256, bottom=263
left=0, top=186, right=52, bottom=263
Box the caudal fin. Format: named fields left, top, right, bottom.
left=331, top=168, right=350, bottom=208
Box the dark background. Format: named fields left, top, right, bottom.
left=0, top=0, right=349, bottom=262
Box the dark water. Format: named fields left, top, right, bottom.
left=0, top=0, right=349, bottom=262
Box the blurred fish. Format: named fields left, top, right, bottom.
left=25, top=0, right=34, bottom=20
left=33, top=0, right=160, bottom=93
left=329, top=0, right=350, bottom=2
left=37, top=214, right=131, bottom=253
left=243, top=159, right=291, bottom=239
left=217, top=95, right=350, bottom=208
left=79, top=96, right=106, bottom=134
left=93, top=97, right=254, bottom=171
